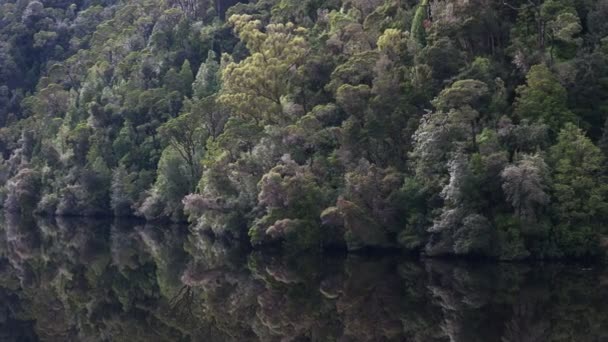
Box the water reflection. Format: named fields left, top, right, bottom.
left=0, top=214, right=607, bottom=341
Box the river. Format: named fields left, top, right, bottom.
left=0, top=215, right=607, bottom=341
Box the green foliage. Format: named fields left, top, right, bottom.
left=395, top=177, right=429, bottom=251
left=411, top=0, right=428, bottom=46
left=158, top=110, right=206, bottom=190
left=219, top=15, right=309, bottom=125
left=549, top=124, right=608, bottom=256
left=193, top=51, right=221, bottom=99
left=251, top=156, right=331, bottom=251
left=138, top=147, right=192, bottom=221
left=514, top=65, right=575, bottom=134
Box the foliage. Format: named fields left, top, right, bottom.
left=0, top=0, right=607, bottom=259
left=514, top=64, right=575, bottom=134
left=549, top=124, right=608, bottom=256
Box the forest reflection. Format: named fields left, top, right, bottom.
left=0, top=215, right=607, bottom=342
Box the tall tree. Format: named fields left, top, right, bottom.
left=158, top=110, right=206, bottom=190
left=219, top=15, right=309, bottom=125
left=411, top=79, right=490, bottom=185
left=501, top=153, right=550, bottom=223
left=549, top=123, right=608, bottom=255
left=514, top=64, right=575, bottom=134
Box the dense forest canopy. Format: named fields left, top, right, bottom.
left=1, top=0, right=608, bottom=259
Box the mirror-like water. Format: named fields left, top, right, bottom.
left=0, top=215, right=607, bottom=341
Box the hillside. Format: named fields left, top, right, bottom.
left=1, top=0, right=607, bottom=259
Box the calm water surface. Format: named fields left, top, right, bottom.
left=0, top=215, right=607, bottom=341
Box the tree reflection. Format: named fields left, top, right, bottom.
left=0, top=215, right=607, bottom=341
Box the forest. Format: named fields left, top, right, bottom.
left=0, top=0, right=607, bottom=259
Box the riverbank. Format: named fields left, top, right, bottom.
left=1, top=215, right=607, bottom=341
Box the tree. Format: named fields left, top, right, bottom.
left=23, top=83, right=70, bottom=119
left=546, top=11, right=582, bottom=60
left=111, top=165, right=135, bottom=216
left=219, top=15, right=309, bottom=125
left=138, top=147, right=193, bottom=221
left=4, top=168, right=41, bottom=214
left=113, top=120, right=136, bottom=162
left=549, top=124, right=608, bottom=255
left=501, top=154, right=550, bottom=223
left=178, top=59, right=194, bottom=97
left=507, top=0, right=580, bottom=66
left=411, top=79, right=489, bottom=185
left=425, top=153, right=492, bottom=256
left=67, top=123, right=92, bottom=165
left=453, top=213, right=492, bottom=255
left=192, top=51, right=228, bottom=139
left=193, top=51, right=220, bottom=99
left=325, top=11, right=372, bottom=56
left=251, top=155, right=328, bottom=250
left=542, top=0, right=582, bottom=61
left=158, top=110, right=206, bottom=190
left=377, top=29, right=409, bottom=62
left=411, top=0, right=429, bottom=46
left=588, top=0, right=608, bottom=44
left=497, top=117, right=549, bottom=158
left=514, top=64, right=575, bottom=134
left=417, top=37, right=465, bottom=82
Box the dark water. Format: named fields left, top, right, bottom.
left=0, top=215, right=607, bottom=341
